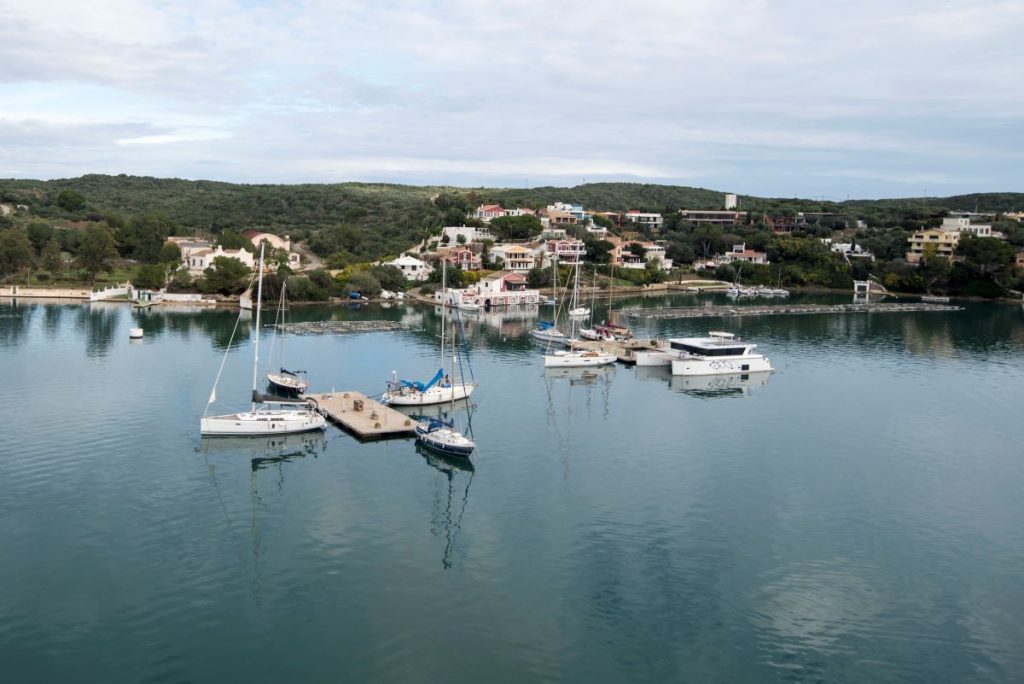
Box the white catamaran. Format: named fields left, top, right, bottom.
left=200, top=245, right=326, bottom=436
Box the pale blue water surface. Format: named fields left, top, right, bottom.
left=1, top=294, right=1022, bottom=682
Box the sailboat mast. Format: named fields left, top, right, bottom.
left=440, top=259, right=447, bottom=372
left=279, top=282, right=287, bottom=369
left=450, top=321, right=457, bottom=415
left=251, top=244, right=265, bottom=410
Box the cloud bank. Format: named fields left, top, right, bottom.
left=0, top=0, right=1021, bottom=198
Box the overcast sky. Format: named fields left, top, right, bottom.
left=1, top=0, right=1021, bottom=199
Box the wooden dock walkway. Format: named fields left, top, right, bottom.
left=619, top=302, right=962, bottom=320
left=305, top=391, right=417, bottom=440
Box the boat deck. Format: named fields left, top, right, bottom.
left=305, top=391, right=417, bottom=440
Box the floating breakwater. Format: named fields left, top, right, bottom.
left=620, top=302, right=963, bottom=320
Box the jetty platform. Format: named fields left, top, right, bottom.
left=619, top=302, right=962, bottom=320
left=568, top=338, right=661, bottom=364
left=305, top=391, right=416, bottom=440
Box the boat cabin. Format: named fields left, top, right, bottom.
left=668, top=332, right=755, bottom=357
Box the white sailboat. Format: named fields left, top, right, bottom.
left=566, top=261, right=590, bottom=318
left=265, top=282, right=309, bottom=395
left=416, top=321, right=476, bottom=457
left=383, top=260, right=477, bottom=406
left=201, top=245, right=326, bottom=436
left=530, top=255, right=567, bottom=343
left=544, top=262, right=616, bottom=368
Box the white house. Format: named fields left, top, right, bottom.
left=440, top=271, right=539, bottom=309
left=473, top=204, right=507, bottom=222
left=622, top=211, right=663, bottom=231
left=442, top=225, right=495, bottom=245
left=610, top=238, right=673, bottom=270
left=490, top=244, right=536, bottom=274
left=244, top=231, right=301, bottom=269
left=716, top=243, right=768, bottom=266
left=185, top=246, right=256, bottom=275
left=386, top=254, right=433, bottom=282
left=942, top=216, right=992, bottom=238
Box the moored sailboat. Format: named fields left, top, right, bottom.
left=200, top=245, right=326, bottom=436
left=383, top=260, right=477, bottom=406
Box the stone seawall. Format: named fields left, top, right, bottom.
left=1, top=286, right=91, bottom=299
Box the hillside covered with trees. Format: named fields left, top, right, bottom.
left=1, top=174, right=1022, bottom=299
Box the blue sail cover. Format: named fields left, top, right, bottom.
left=400, top=367, right=444, bottom=392
left=537, top=320, right=556, bottom=330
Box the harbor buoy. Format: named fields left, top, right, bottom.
left=129, top=327, right=144, bottom=339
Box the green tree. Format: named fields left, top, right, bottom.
left=370, top=264, right=407, bottom=292
left=159, top=241, right=181, bottom=264
left=345, top=272, right=382, bottom=298
left=198, top=256, right=251, bottom=295
left=956, top=235, right=1016, bottom=278
left=585, top=238, right=614, bottom=264
left=133, top=263, right=168, bottom=289
left=120, top=211, right=174, bottom=263
left=0, top=229, right=33, bottom=276
left=167, top=267, right=193, bottom=292
left=56, top=189, right=86, bottom=212
left=26, top=222, right=54, bottom=254
left=41, top=238, right=63, bottom=273
left=76, top=224, right=119, bottom=282
left=217, top=229, right=249, bottom=250
left=489, top=215, right=543, bottom=241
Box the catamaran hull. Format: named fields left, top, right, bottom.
left=201, top=409, right=326, bottom=436
left=671, top=355, right=774, bottom=376
left=383, top=383, right=476, bottom=406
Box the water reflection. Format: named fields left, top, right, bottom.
left=198, top=432, right=326, bottom=463
left=198, top=433, right=327, bottom=602
left=418, top=442, right=474, bottom=570
left=670, top=371, right=772, bottom=397
left=75, top=303, right=121, bottom=357
left=0, top=299, right=35, bottom=348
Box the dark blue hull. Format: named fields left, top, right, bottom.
left=415, top=431, right=474, bottom=458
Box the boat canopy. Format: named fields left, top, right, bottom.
left=399, top=367, right=444, bottom=392
left=426, top=417, right=454, bottom=431
left=537, top=320, right=557, bottom=330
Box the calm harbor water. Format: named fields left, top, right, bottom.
left=2, top=293, right=1023, bottom=682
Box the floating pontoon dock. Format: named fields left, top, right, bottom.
left=305, top=391, right=416, bottom=439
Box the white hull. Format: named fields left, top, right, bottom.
left=543, top=350, right=617, bottom=368
left=201, top=408, right=326, bottom=435
left=633, top=349, right=680, bottom=367
left=568, top=307, right=590, bottom=317
left=671, top=354, right=773, bottom=376
left=531, top=328, right=567, bottom=343
left=383, top=382, right=476, bottom=406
